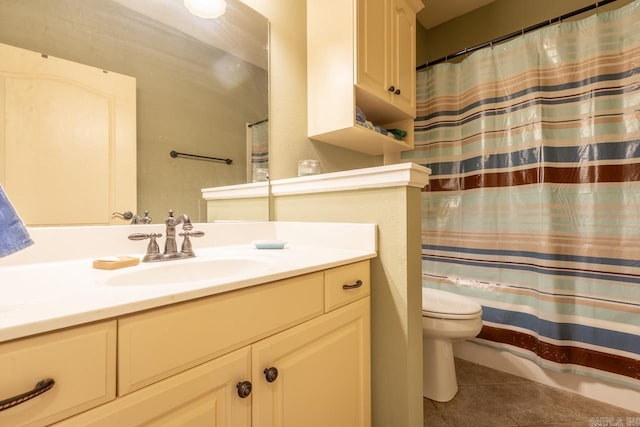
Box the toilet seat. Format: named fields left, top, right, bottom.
left=422, top=288, right=482, bottom=320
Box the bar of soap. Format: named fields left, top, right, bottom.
left=253, top=240, right=287, bottom=249
left=92, top=256, right=140, bottom=270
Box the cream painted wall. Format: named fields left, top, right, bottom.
left=272, top=186, right=425, bottom=427
left=417, top=0, right=634, bottom=66
left=240, top=0, right=382, bottom=180
left=206, top=197, right=269, bottom=222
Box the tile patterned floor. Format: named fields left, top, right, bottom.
left=423, top=358, right=640, bottom=427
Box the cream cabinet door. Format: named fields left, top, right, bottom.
left=357, top=0, right=389, bottom=99
left=357, top=0, right=416, bottom=117
left=390, top=0, right=416, bottom=116
left=252, top=297, right=371, bottom=427
left=0, top=42, right=136, bottom=226
left=53, top=347, right=252, bottom=427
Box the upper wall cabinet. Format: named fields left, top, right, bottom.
left=358, top=0, right=417, bottom=116
left=307, top=0, right=423, bottom=160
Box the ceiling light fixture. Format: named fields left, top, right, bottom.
left=184, top=0, right=227, bottom=19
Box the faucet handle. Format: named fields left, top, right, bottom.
left=128, top=232, right=163, bottom=261
left=179, top=230, right=204, bottom=238
left=128, top=232, right=162, bottom=241
left=179, top=230, right=204, bottom=256
left=113, top=211, right=134, bottom=220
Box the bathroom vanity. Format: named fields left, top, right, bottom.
left=0, top=222, right=376, bottom=426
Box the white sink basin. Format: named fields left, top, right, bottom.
left=103, top=256, right=275, bottom=286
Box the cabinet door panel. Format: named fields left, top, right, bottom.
left=357, top=0, right=389, bottom=99
left=54, top=347, right=252, bottom=427
left=391, top=0, right=416, bottom=115
left=252, top=298, right=370, bottom=427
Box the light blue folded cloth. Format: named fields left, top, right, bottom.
left=0, top=185, right=33, bottom=258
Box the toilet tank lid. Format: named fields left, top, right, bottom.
left=422, top=288, right=482, bottom=316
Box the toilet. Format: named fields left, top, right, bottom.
left=422, top=287, right=483, bottom=402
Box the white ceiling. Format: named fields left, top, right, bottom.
left=418, top=0, right=496, bottom=29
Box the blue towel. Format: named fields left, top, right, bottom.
left=0, top=185, right=33, bottom=258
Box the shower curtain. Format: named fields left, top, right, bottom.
left=247, top=120, right=269, bottom=182
left=404, top=0, right=640, bottom=388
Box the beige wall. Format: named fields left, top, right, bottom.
left=241, top=0, right=382, bottom=180
left=417, top=0, right=634, bottom=66
left=206, top=197, right=269, bottom=222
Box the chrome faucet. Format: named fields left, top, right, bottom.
left=128, top=210, right=204, bottom=262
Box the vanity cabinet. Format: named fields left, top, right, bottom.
left=307, top=0, right=422, bottom=158
left=51, top=260, right=370, bottom=426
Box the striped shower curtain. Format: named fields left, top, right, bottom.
left=248, top=120, right=269, bottom=182
left=403, top=0, right=640, bottom=388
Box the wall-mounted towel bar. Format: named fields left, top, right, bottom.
left=248, top=118, right=268, bottom=128
left=169, top=150, right=233, bottom=165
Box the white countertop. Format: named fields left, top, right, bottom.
left=0, top=222, right=377, bottom=343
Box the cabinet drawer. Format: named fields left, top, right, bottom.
left=324, top=260, right=370, bottom=312
left=118, top=272, right=324, bottom=395
left=0, top=321, right=117, bottom=427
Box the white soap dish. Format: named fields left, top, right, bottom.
left=253, top=240, right=287, bottom=249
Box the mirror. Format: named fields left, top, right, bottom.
left=0, top=0, right=269, bottom=225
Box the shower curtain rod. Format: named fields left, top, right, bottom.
left=416, top=0, right=618, bottom=70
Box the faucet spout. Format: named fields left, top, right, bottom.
left=175, top=213, right=193, bottom=231
left=164, top=210, right=192, bottom=255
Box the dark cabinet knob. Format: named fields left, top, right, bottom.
left=388, top=85, right=396, bottom=92
left=395, top=89, right=401, bottom=95
left=264, top=367, right=279, bottom=383
left=236, top=381, right=252, bottom=398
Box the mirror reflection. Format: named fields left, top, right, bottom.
left=0, top=0, right=269, bottom=226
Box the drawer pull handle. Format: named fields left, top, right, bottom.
left=264, top=367, right=279, bottom=383
left=236, top=381, right=252, bottom=398
left=0, top=378, right=55, bottom=412
left=342, top=280, right=363, bottom=290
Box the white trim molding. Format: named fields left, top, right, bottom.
left=201, top=181, right=269, bottom=200
left=270, top=162, right=431, bottom=196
